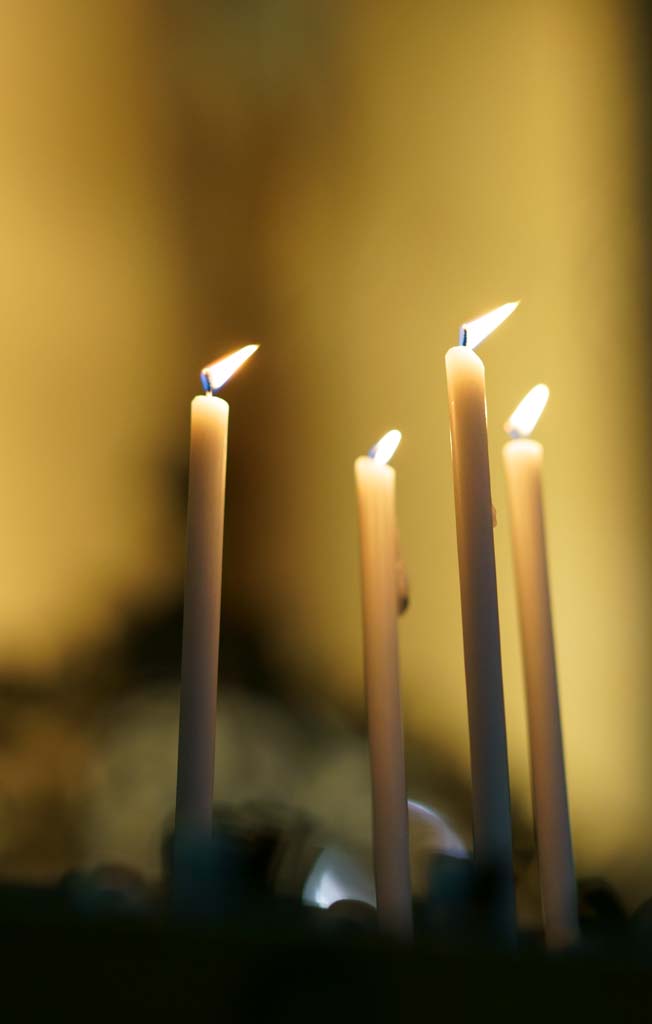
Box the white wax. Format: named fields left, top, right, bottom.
left=355, top=455, right=412, bottom=938
left=175, top=394, right=228, bottom=836
left=445, top=347, right=515, bottom=921
left=503, top=438, right=578, bottom=948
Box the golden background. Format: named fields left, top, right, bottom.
left=0, top=1, right=649, bottom=905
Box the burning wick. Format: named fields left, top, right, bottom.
left=200, top=344, right=259, bottom=394
left=459, top=301, right=519, bottom=349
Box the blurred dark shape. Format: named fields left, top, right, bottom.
left=326, top=899, right=378, bottom=932
left=425, top=852, right=475, bottom=939
left=425, top=854, right=517, bottom=948
left=630, top=898, right=652, bottom=945
left=95, top=596, right=292, bottom=704
left=166, top=800, right=318, bottom=919
left=171, top=831, right=265, bottom=919
left=63, top=864, right=151, bottom=917
left=578, top=877, right=628, bottom=936
left=0, top=689, right=91, bottom=881
left=1, top=913, right=652, bottom=1020
left=108, top=600, right=184, bottom=692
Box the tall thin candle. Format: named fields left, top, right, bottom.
left=355, top=430, right=412, bottom=938
left=175, top=344, right=258, bottom=839
left=445, top=302, right=517, bottom=934
left=503, top=385, right=578, bottom=948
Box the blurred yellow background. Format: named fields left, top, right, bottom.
left=0, top=1, right=649, bottom=903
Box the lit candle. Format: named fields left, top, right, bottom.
left=445, top=303, right=518, bottom=932
left=503, top=385, right=578, bottom=948
left=175, top=344, right=258, bottom=839
left=355, top=430, right=412, bottom=938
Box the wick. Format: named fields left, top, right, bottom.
left=458, top=326, right=468, bottom=347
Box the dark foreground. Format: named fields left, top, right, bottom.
left=2, top=898, right=652, bottom=1022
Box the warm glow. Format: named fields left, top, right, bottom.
left=460, top=301, right=519, bottom=350
left=504, top=383, right=550, bottom=438
left=369, top=429, right=402, bottom=465
left=200, top=344, right=259, bottom=393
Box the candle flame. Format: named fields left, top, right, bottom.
left=369, top=429, right=402, bottom=465
left=459, top=301, right=519, bottom=350
left=200, top=344, right=259, bottom=393
left=504, top=383, right=550, bottom=438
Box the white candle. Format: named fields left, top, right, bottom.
left=445, top=302, right=517, bottom=930
left=503, top=385, right=578, bottom=949
left=355, top=430, right=412, bottom=938
left=175, top=344, right=258, bottom=838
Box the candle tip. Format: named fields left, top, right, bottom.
left=369, top=429, right=402, bottom=465
left=201, top=343, right=259, bottom=393
left=459, top=300, right=520, bottom=350
left=504, top=383, right=549, bottom=438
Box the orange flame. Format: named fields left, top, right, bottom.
left=504, top=383, right=550, bottom=437
left=460, top=301, right=519, bottom=350
left=201, top=344, right=259, bottom=393
left=369, top=429, right=402, bottom=465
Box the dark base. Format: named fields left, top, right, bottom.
left=2, top=903, right=652, bottom=1021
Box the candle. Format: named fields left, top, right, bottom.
left=445, top=302, right=517, bottom=932
left=175, top=344, right=258, bottom=839
left=503, top=385, right=578, bottom=948
left=355, top=430, right=412, bottom=938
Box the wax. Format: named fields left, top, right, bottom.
left=175, top=394, right=228, bottom=836
left=445, top=346, right=515, bottom=924
left=355, top=451, right=412, bottom=938
left=503, top=438, right=578, bottom=948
